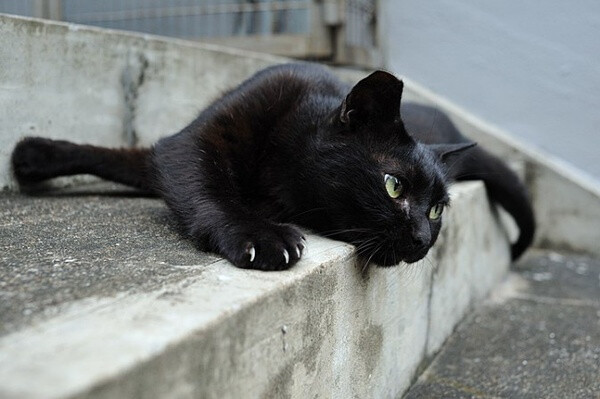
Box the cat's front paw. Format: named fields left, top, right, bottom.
left=221, top=222, right=306, bottom=271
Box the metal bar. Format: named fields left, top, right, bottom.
left=47, top=0, right=62, bottom=20
left=32, top=0, right=46, bottom=19
left=31, top=0, right=62, bottom=20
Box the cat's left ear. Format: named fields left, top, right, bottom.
left=340, top=71, right=403, bottom=126
left=429, top=142, right=477, bottom=164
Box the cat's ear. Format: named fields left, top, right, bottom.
left=340, top=71, right=403, bottom=126
left=429, top=142, right=477, bottom=164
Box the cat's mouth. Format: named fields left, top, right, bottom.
left=401, top=249, right=430, bottom=264
left=367, top=246, right=430, bottom=267
left=350, top=232, right=432, bottom=267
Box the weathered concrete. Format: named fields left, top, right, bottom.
left=425, top=184, right=510, bottom=357
left=0, top=182, right=509, bottom=399
left=0, top=183, right=219, bottom=335
left=0, top=13, right=535, bottom=399
left=405, top=250, right=600, bottom=398
left=0, top=13, right=287, bottom=190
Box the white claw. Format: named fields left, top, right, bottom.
left=248, top=246, right=256, bottom=262
left=295, top=246, right=301, bottom=258
left=283, top=249, right=290, bottom=264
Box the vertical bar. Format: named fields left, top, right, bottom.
left=32, top=0, right=45, bottom=19
left=373, top=0, right=379, bottom=47
left=32, top=0, right=62, bottom=20
left=47, top=0, right=62, bottom=20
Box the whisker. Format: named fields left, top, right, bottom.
left=361, top=242, right=381, bottom=274
left=354, top=236, right=380, bottom=251
left=287, top=207, right=329, bottom=219
left=318, top=227, right=375, bottom=239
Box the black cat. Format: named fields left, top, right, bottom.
left=11, top=63, right=535, bottom=270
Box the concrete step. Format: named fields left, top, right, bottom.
left=405, top=249, right=600, bottom=398
left=1, top=11, right=599, bottom=399
left=0, top=13, right=521, bottom=399
left=0, top=181, right=510, bottom=399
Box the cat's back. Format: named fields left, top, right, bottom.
left=401, top=102, right=467, bottom=144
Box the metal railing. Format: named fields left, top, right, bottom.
left=0, top=0, right=379, bottom=66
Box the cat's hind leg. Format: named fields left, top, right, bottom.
left=11, top=137, right=153, bottom=192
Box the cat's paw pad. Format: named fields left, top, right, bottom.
left=227, top=223, right=306, bottom=271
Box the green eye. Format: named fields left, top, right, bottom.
left=429, top=203, right=444, bottom=220
left=384, top=174, right=402, bottom=198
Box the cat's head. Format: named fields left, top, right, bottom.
left=315, top=71, right=474, bottom=266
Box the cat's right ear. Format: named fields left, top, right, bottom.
left=429, top=142, right=477, bottom=164
left=340, top=71, right=404, bottom=127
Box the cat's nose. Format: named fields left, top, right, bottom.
left=411, top=231, right=429, bottom=249
left=410, top=219, right=431, bottom=249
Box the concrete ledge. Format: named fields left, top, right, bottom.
left=0, top=14, right=512, bottom=398
left=0, top=182, right=509, bottom=399
left=0, top=13, right=287, bottom=190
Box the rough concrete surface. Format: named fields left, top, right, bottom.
left=0, top=183, right=219, bottom=335
left=0, top=182, right=510, bottom=399
left=405, top=250, right=600, bottom=398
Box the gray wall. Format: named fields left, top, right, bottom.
left=381, top=0, right=600, bottom=181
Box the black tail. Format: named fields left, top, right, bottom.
left=11, top=137, right=154, bottom=193
left=451, top=146, right=535, bottom=260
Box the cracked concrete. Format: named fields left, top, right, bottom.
left=121, top=52, right=149, bottom=146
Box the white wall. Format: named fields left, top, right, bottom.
left=381, top=0, right=600, bottom=181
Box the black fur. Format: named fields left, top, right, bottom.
left=11, top=63, right=535, bottom=270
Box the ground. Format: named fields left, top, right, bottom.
left=405, top=250, right=600, bottom=398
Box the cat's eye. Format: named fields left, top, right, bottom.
left=384, top=174, right=402, bottom=198
left=429, top=203, right=444, bottom=220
